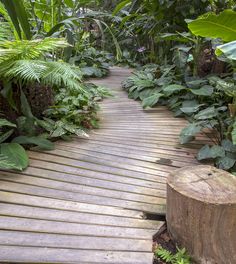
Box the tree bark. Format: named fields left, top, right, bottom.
left=167, top=165, right=236, bottom=264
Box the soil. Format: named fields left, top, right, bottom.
left=153, top=223, right=177, bottom=264
left=0, top=82, right=54, bottom=122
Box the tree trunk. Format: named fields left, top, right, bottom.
left=167, top=165, right=236, bottom=264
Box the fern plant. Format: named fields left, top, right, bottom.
left=155, top=246, right=191, bottom=264
left=0, top=38, right=84, bottom=91
left=0, top=37, right=87, bottom=171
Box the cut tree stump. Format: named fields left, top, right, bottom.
left=167, top=165, right=236, bottom=264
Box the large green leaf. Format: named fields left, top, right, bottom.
left=0, top=129, right=14, bottom=143
left=180, top=124, right=202, bottom=144
left=63, top=123, right=88, bottom=137
left=13, top=0, right=32, bottom=40
left=188, top=10, right=236, bottom=42
left=142, top=93, right=163, bottom=109
left=112, top=0, right=131, bottom=15
left=216, top=156, right=236, bottom=170
left=0, top=0, right=21, bottom=39
left=190, top=85, right=214, bottom=96
left=12, top=136, right=55, bottom=150
left=221, top=139, right=236, bottom=152
left=0, top=118, right=16, bottom=128
left=1, top=0, right=31, bottom=40
left=0, top=142, right=29, bottom=170
left=216, top=40, right=236, bottom=60
left=20, top=90, right=34, bottom=118
left=163, top=84, right=186, bottom=95
left=180, top=104, right=204, bottom=115
left=197, top=145, right=225, bottom=161
left=231, top=120, right=236, bottom=145
left=194, top=106, right=217, bottom=120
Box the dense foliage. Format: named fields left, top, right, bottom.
left=1, top=0, right=236, bottom=173
left=0, top=0, right=114, bottom=171
left=120, top=2, right=236, bottom=172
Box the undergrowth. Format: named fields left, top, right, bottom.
left=155, top=246, right=191, bottom=264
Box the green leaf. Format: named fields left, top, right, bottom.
left=36, top=119, right=54, bottom=133
left=0, top=0, right=22, bottom=39
left=0, top=118, right=16, bottom=128
left=112, top=0, right=131, bottom=15
left=51, top=127, right=67, bottom=138
left=46, top=18, right=76, bottom=37
left=186, top=79, right=208, bottom=89
left=210, top=145, right=226, bottom=158
left=232, top=121, right=236, bottom=145
left=190, top=85, right=214, bottom=96
left=197, top=145, right=225, bottom=161
left=216, top=156, right=236, bottom=170
left=180, top=104, right=204, bottom=114
left=197, top=145, right=211, bottom=160
left=188, top=10, right=236, bottom=42
left=221, top=139, right=236, bottom=152
left=63, top=123, right=88, bottom=137
left=1, top=82, right=17, bottom=111
left=20, top=90, right=34, bottom=118
left=216, top=40, right=236, bottom=60
left=64, top=0, right=74, bottom=8
left=0, top=129, right=14, bottom=143
left=163, top=84, right=186, bottom=95
left=142, top=93, right=163, bottom=109
left=0, top=142, right=29, bottom=170
left=180, top=124, right=202, bottom=144
left=12, top=136, right=55, bottom=150
left=12, top=0, right=32, bottom=40
left=194, top=107, right=217, bottom=120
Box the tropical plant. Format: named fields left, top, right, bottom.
left=188, top=9, right=236, bottom=61
left=43, top=83, right=112, bottom=137
left=122, top=60, right=236, bottom=171
left=71, top=47, right=113, bottom=78
left=155, top=246, right=191, bottom=264
left=0, top=0, right=114, bottom=171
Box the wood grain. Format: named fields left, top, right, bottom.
left=167, top=166, right=236, bottom=264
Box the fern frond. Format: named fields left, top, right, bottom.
left=2, top=59, right=84, bottom=91
left=0, top=49, right=20, bottom=63
left=0, top=22, right=14, bottom=41
left=4, top=60, right=47, bottom=82
left=42, top=61, right=84, bottom=90
left=155, top=246, right=175, bottom=263
left=0, top=38, right=70, bottom=61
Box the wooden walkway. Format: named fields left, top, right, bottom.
left=0, top=68, right=203, bottom=263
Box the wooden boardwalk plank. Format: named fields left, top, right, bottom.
left=0, top=246, right=154, bottom=263
left=0, top=230, right=153, bottom=251
left=0, top=67, right=204, bottom=263
left=0, top=203, right=160, bottom=229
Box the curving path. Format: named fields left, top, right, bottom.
left=0, top=68, right=204, bottom=263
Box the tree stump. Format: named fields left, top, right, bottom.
left=167, top=165, right=236, bottom=264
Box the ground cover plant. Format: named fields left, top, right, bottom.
left=120, top=2, right=236, bottom=173
left=0, top=0, right=114, bottom=171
